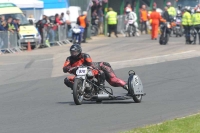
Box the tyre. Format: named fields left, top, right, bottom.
left=73, top=79, right=84, bottom=105
left=91, top=26, right=98, bottom=36
left=127, top=25, right=131, bottom=37
left=132, top=95, right=142, bottom=103
left=31, top=45, right=36, bottom=49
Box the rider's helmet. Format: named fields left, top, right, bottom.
left=177, top=10, right=182, bottom=17
left=126, top=8, right=131, bottom=14
left=196, top=8, right=200, bottom=13
left=166, top=2, right=171, bottom=7
left=70, top=44, right=82, bottom=59
left=185, top=6, right=191, bottom=12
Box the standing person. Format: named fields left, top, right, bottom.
left=97, top=6, right=104, bottom=34
left=163, top=7, right=170, bottom=22
left=60, top=12, right=66, bottom=23
left=55, top=14, right=64, bottom=25
left=106, top=7, right=118, bottom=37
left=182, top=6, right=192, bottom=44
left=1, top=15, right=7, bottom=30
left=149, top=7, right=161, bottom=40
left=6, top=17, right=15, bottom=33
left=77, top=11, right=89, bottom=43
left=65, top=10, right=72, bottom=38
left=140, top=5, right=148, bottom=34
left=66, top=10, right=71, bottom=29
left=192, top=8, right=200, bottom=44
left=167, top=2, right=176, bottom=17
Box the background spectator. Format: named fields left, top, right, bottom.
left=77, top=11, right=89, bottom=43
left=97, top=6, right=104, bottom=34
left=60, top=12, right=66, bottom=23
left=27, top=15, right=35, bottom=25
left=55, top=14, right=63, bottom=25
left=106, top=7, right=118, bottom=37
left=140, top=5, right=148, bottom=34
left=0, top=16, right=6, bottom=31
left=6, top=17, right=15, bottom=33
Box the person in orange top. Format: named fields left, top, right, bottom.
left=77, top=11, right=89, bottom=43
left=149, top=7, right=162, bottom=40
left=140, top=5, right=148, bottom=34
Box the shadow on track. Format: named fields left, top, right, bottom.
left=57, top=101, right=135, bottom=105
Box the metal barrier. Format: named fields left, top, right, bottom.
left=42, top=24, right=71, bottom=47
left=117, top=15, right=126, bottom=34
left=0, top=31, right=21, bottom=54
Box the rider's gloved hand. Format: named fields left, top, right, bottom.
left=69, top=67, right=77, bottom=73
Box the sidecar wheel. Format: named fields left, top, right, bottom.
left=73, top=79, right=84, bottom=105
left=132, top=95, right=142, bottom=103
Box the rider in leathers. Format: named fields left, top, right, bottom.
left=63, top=44, right=128, bottom=91
left=125, top=8, right=138, bottom=31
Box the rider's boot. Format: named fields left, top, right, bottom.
left=123, top=84, right=131, bottom=96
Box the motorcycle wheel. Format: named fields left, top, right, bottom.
left=127, top=25, right=131, bottom=37
left=91, top=25, right=98, bottom=36
left=132, top=95, right=142, bottom=103
left=73, top=79, right=84, bottom=105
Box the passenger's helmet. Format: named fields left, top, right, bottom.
left=166, top=2, right=171, bottom=6
left=70, top=44, right=82, bottom=59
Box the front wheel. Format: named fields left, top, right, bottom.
left=73, top=79, right=84, bottom=105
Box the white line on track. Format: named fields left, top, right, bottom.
left=0, top=50, right=196, bottom=66
left=110, top=50, right=196, bottom=64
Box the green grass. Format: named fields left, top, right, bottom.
left=123, top=113, right=200, bottom=133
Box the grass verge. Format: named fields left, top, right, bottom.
left=123, top=113, right=200, bottom=133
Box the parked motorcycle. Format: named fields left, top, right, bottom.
left=159, top=22, right=171, bottom=45
left=175, top=17, right=183, bottom=37
left=91, top=16, right=99, bottom=36
left=71, top=66, right=145, bottom=105
left=72, top=26, right=84, bottom=44
left=126, top=20, right=140, bottom=37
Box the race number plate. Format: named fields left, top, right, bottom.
left=129, top=75, right=144, bottom=95
left=76, top=68, right=87, bottom=76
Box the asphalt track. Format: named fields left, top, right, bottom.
left=1, top=56, right=200, bottom=133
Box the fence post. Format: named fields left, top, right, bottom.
left=104, top=3, right=108, bottom=36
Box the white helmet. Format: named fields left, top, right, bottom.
left=126, top=8, right=131, bottom=13
left=197, top=8, right=200, bottom=12
left=167, top=2, right=171, bottom=6
left=185, top=6, right=191, bottom=11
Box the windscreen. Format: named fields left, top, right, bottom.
left=4, top=13, right=29, bottom=25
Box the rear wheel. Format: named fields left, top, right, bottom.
left=73, top=79, right=84, bottom=105
left=127, top=25, right=131, bottom=37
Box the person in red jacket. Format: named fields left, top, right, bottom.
left=149, top=7, right=161, bottom=40
left=55, top=14, right=64, bottom=25
left=63, top=44, right=128, bottom=91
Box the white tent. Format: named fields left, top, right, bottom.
left=2, top=0, right=44, bottom=21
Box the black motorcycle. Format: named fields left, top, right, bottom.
left=159, top=22, right=171, bottom=45
left=71, top=66, right=145, bottom=105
